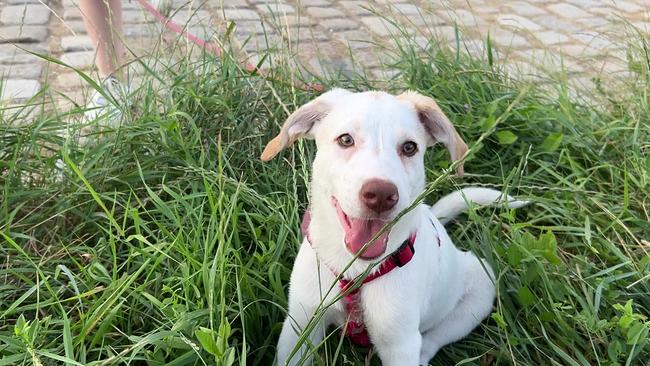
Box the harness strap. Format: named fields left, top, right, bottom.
left=337, top=235, right=416, bottom=346
left=300, top=210, right=420, bottom=346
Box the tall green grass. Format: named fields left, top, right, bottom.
left=1, top=31, right=649, bottom=365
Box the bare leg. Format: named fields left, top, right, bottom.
left=79, top=0, right=124, bottom=79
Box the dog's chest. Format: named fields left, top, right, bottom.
left=327, top=240, right=465, bottom=334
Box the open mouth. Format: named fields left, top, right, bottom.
left=332, top=197, right=390, bottom=260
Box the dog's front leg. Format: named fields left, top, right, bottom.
left=276, top=242, right=333, bottom=366
left=276, top=307, right=324, bottom=366
left=373, top=330, right=422, bottom=366
left=365, top=289, right=423, bottom=366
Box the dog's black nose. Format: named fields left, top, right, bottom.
left=360, top=179, right=399, bottom=213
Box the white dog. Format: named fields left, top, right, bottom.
left=261, top=89, right=526, bottom=365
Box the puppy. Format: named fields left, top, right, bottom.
left=262, top=89, right=525, bottom=365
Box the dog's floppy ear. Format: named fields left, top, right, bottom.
left=261, top=89, right=351, bottom=161
left=396, top=91, right=468, bottom=175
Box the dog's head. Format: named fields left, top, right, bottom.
left=261, top=89, right=467, bottom=262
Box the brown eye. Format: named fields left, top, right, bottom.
left=337, top=133, right=355, bottom=148
left=401, top=141, right=418, bottom=157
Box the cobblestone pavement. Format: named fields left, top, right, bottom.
left=0, top=0, right=648, bottom=107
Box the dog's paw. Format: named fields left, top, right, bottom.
left=419, top=341, right=441, bottom=365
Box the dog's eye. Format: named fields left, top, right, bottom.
left=337, top=134, right=355, bottom=148
left=401, top=141, right=418, bottom=157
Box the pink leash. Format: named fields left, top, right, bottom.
left=136, top=0, right=325, bottom=92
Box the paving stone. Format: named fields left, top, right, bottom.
left=302, top=29, right=329, bottom=41
left=60, top=20, right=88, bottom=34
left=631, top=21, right=650, bottom=32
left=1, top=0, right=645, bottom=99
left=320, top=18, right=358, bottom=31
left=123, top=10, right=155, bottom=24
left=517, top=49, right=585, bottom=74
left=535, top=31, right=571, bottom=45
left=1, top=102, right=40, bottom=122
left=504, top=60, right=537, bottom=78
left=504, top=2, right=547, bottom=16
left=298, top=0, right=332, bottom=6
left=339, top=1, right=375, bottom=16
left=245, top=52, right=272, bottom=69
left=462, top=39, right=488, bottom=57
left=0, top=62, right=43, bottom=79
left=283, top=29, right=316, bottom=44
left=0, top=4, right=51, bottom=25
left=497, top=14, right=543, bottom=31
left=8, top=0, right=50, bottom=3
left=390, top=3, right=421, bottom=15
left=0, top=44, right=47, bottom=63
left=308, top=56, right=354, bottom=77
left=361, top=17, right=399, bottom=37
left=490, top=29, right=529, bottom=49
left=403, top=13, right=446, bottom=27
left=63, top=6, right=81, bottom=20
left=374, top=0, right=411, bottom=4
left=234, top=20, right=267, bottom=35
left=560, top=44, right=606, bottom=58
left=222, top=8, right=261, bottom=20
left=1, top=79, right=40, bottom=101
left=183, top=26, right=218, bottom=45
left=598, top=59, right=628, bottom=74
left=615, top=1, right=643, bottom=13
left=437, top=9, right=481, bottom=27
left=61, top=35, right=93, bottom=52
left=306, top=7, right=345, bottom=18
left=434, top=26, right=459, bottom=42
left=412, top=36, right=430, bottom=49
left=531, top=15, right=581, bottom=33
left=373, top=68, right=401, bottom=82
left=271, top=15, right=313, bottom=28
left=569, top=76, right=596, bottom=92
left=546, top=3, right=592, bottom=19
left=54, top=71, right=86, bottom=90
left=241, top=34, right=283, bottom=52
left=587, top=7, right=616, bottom=17
left=170, top=10, right=211, bottom=27
left=351, top=50, right=388, bottom=69
left=224, top=0, right=251, bottom=7
left=525, top=0, right=557, bottom=3
left=573, top=32, right=616, bottom=50
left=605, top=48, right=630, bottom=63
left=576, top=17, right=611, bottom=29
left=563, top=59, right=588, bottom=74
left=332, top=30, right=374, bottom=48
left=566, top=0, right=603, bottom=8
left=51, top=90, right=84, bottom=112
left=471, top=6, right=500, bottom=15
left=121, top=0, right=140, bottom=9
left=171, top=0, right=194, bottom=7
left=60, top=51, right=96, bottom=69
left=124, top=24, right=154, bottom=38
left=256, top=3, right=295, bottom=14
left=0, top=26, right=47, bottom=43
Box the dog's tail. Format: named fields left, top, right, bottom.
left=430, top=187, right=529, bottom=224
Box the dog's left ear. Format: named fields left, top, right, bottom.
left=261, top=89, right=351, bottom=161
left=396, top=91, right=468, bottom=176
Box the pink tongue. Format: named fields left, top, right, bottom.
left=345, top=217, right=389, bottom=259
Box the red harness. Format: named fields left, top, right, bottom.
left=301, top=211, right=421, bottom=347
